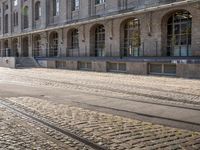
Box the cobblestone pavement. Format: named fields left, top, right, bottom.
left=0, top=68, right=200, bottom=106
left=0, top=104, right=92, bottom=150
left=0, top=68, right=200, bottom=149
left=2, top=97, right=200, bottom=150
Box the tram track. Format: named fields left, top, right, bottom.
left=4, top=71, right=200, bottom=97
left=1, top=69, right=200, bottom=149
left=0, top=99, right=108, bottom=150
left=72, top=101, right=200, bottom=132
left=3, top=72, right=200, bottom=107
left=1, top=97, right=200, bottom=150
left=71, top=90, right=200, bottom=111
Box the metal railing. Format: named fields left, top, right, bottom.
left=0, top=40, right=194, bottom=59
left=94, top=48, right=106, bottom=57
left=48, top=48, right=59, bottom=57
left=66, top=48, right=80, bottom=57
left=32, top=48, right=40, bottom=57
left=120, top=47, right=141, bottom=57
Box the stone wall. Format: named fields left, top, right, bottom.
left=177, top=64, right=200, bottom=79
left=0, top=57, right=15, bottom=68
left=0, top=1, right=199, bottom=58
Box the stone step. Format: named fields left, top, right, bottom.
left=16, top=57, right=40, bottom=68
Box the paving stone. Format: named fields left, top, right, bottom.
left=4, top=97, right=200, bottom=150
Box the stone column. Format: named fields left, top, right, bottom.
left=66, top=0, right=72, bottom=20
left=29, top=0, right=33, bottom=30
left=41, top=0, right=47, bottom=28
left=18, top=0, right=22, bottom=32
left=60, top=0, right=67, bottom=22
left=28, top=35, right=33, bottom=57
left=17, top=37, right=22, bottom=57
left=105, top=20, right=114, bottom=57
left=1, top=4, right=4, bottom=35
left=7, top=38, right=12, bottom=56
left=40, top=32, right=48, bottom=57
left=78, top=25, right=87, bottom=56
left=90, top=0, right=96, bottom=16
left=58, top=29, right=64, bottom=57
left=8, top=0, right=12, bottom=34
left=0, top=41, right=3, bottom=57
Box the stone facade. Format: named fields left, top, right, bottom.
left=0, top=0, right=199, bottom=78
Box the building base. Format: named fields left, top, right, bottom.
left=35, top=57, right=200, bottom=79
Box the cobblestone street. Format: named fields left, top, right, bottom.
left=0, top=106, right=83, bottom=150
left=0, top=68, right=200, bottom=149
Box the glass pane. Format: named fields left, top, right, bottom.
left=167, top=25, right=172, bottom=35
left=174, top=24, right=180, bottom=34
left=181, top=24, right=187, bottom=34
left=175, top=35, right=180, bottom=45
left=181, top=35, right=187, bottom=45
left=134, top=48, right=139, bottom=56
left=181, top=46, right=187, bottom=56
left=168, top=16, right=173, bottom=24
left=174, top=46, right=180, bottom=56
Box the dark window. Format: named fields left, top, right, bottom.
left=35, top=2, right=41, bottom=20
left=95, top=0, right=105, bottom=5
left=72, top=0, right=80, bottom=11
left=4, top=14, right=8, bottom=33
left=13, top=11, right=18, bottom=26
left=53, top=0, right=59, bottom=16
left=23, top=6, right=29, bottom=29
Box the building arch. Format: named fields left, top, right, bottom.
left=90, top=24, right=105, bottom=57
left=162, top=9, right=192, bottom=56
left=49, top=31, right=59, bottom=57
left=120, top=18, right=141, bottom=57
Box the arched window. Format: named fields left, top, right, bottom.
left=49, top=32, right=58, bottom=57
left=23, top=6, right=29, bottom=29
left=35, top=1, right=41, bottom=20
left=167, top=10, right=192, bottom=56
left=122, top=18, right=140, bottom=57
left=71, top=29, right=79, bottom=49
left=95, top=25, right=105, bottom=57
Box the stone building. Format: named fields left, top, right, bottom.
left=0, top=0, right=200, bottom=78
